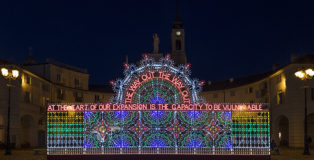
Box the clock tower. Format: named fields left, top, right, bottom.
left=171, top=6, right=187, bottom=65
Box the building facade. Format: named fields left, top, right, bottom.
left=200, top=56, right=314, bottom=148
left=0, top=59, right=113, bottom=148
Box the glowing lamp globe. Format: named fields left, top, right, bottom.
left=295, top=71, right=305, bottom=79
left=305, top=68, right=314, bottom=77
left=12, top=70, right=19, bottom=78
left=1, top=68, right=9, bottom=77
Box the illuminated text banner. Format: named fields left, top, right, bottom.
left=47, top=103, right=267, bottom=112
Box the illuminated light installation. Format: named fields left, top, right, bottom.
left=47, top=56, right=270, bottom=156
left=110, top=56, right=202, bottom=104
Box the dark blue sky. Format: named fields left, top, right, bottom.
left=1, top=0, right=313, bottom=84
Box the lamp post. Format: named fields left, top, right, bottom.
left=1, top=67, right=19, bottom=155
left=295, top=68, right=314, bottom=155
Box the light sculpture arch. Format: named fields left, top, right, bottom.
left=111, top=55, right=204, bottom=104
left=46, top=55, right=270, bottom=158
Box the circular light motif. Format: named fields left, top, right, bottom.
left=112, top=56, right=203, bottom=104
left=181, top=133, right=207, bottom=148
left=143, top=133, right=172, bottom=148
left=114, top=111, right=128, bottom=119
left=150, top=110, right=165, bottom=119
left=150, top=96, right=165, bottom=104
left=132, top=79, right=183, bottom=104
left=107, top=133, right=135, bottom=148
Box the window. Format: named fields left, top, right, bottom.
left=261, top=88, right=267, bottom=97
left=42, top=84, right=50, bottom=92
left=57, top=89, right=65, bottom=100
left=57, top=73, right=61, bottom=82
left=75, top=78, right=80, bottom=88
left=263, top=82, right=267, bottom=89
left=74, top=92, right=83, bottom=102
left=255, top=90, right=261, bottom=98
left=95, top=95, right=100, bottom=102
left=213, top=93, right=218, bottom=98
left=176, top=40, right=181, bottom=50
left=24, top=91, right=31, bottom=103
left=259, top=82, right=267, bottom=90
left=248, top=87, right=253, bottom=93
left=277, top=91, right=284, bottom=104
left=230, top=91, right=235, bottom=96
left=26, top=75, right=31, bottom=84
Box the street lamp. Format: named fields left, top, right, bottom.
left=1, top=67, right=19, bottom=155
left=295, top=68, right=313, bottom=155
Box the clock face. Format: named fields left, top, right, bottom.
left=176, top=31, right=181, bottom=36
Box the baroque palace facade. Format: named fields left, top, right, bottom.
left=0, top=58, right=113, bottom=148
left=200, top=55, right=314, bottom=148
left=0, top=15, right=314, bottom=149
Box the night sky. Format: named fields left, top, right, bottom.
left=1, top=0, right=313, bottom=84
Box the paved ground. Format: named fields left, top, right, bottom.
left=271, top=148, right=314, bottom=160
left=0, top=149, right=46, bottom=160
left=0, top=148, right=313, bottom=160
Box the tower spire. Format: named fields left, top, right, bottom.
left=171, top=0, right=186, bottom=65
left=172, top=0, right=183, bottom=29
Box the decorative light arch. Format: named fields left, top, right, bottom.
left=111, top=55, right=205, bottom=104
left=46, top=55, right=270, bottom=157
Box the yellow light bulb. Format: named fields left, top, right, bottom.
left=295, top=71, right=305, bottom=79
left=12, top=70, right=19, bottom=78
left=1, top=68, right=8, bottom=77
left=305, top=68, right=314, bottom=77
